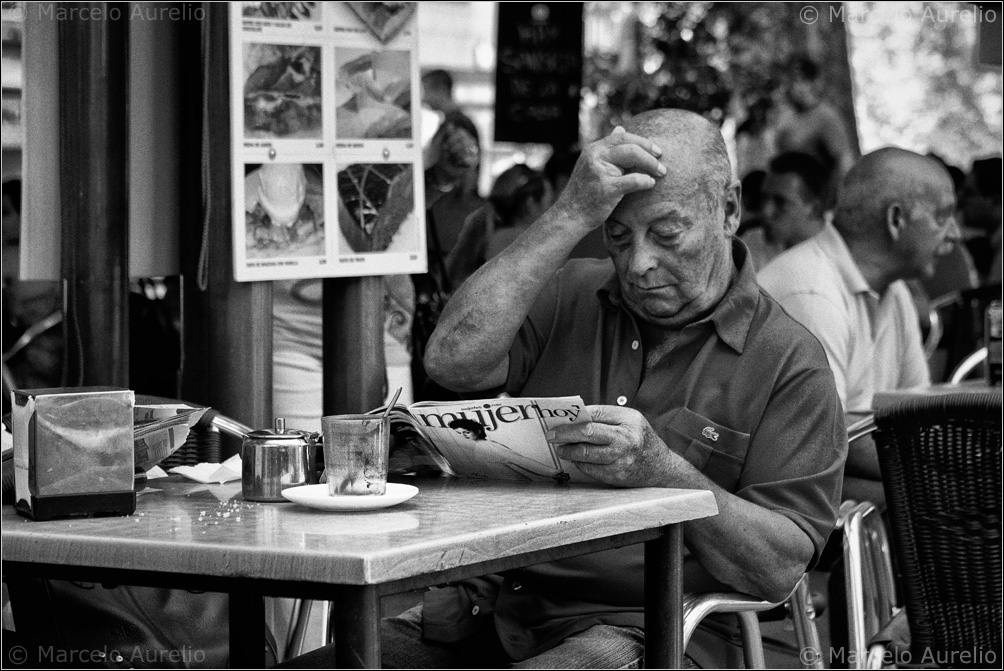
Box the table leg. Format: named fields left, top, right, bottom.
left=229, top=591, right=266, bottom=669
left=645, top=524, right=684, bottom=669
left=331, top=585, right=381, bottom=668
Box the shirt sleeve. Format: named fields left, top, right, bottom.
left=737, top=360, right=847, bottom=566
left=768, top=290, right=851, bottom=409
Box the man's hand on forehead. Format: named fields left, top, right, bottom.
left=551, top=126, right=667, bottom=233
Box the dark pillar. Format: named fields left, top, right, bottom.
left=181, top=3, right=272, bottom=433
left=323, top=277, right=386, bottom=415
left=58, top=2, right=129, bottom=387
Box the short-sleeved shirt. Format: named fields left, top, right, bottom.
left=757, top=222, right=930, bottom=414
left=471, top=241, right=846, bottom=660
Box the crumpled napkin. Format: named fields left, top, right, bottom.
left=169, top=454, right=242, bottom=484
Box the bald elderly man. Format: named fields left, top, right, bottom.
left=285, top=109, right=846, bottom=669
left=758, top=149, right=959, bottom=506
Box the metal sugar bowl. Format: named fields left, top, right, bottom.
left=241, top=418, right=319, bottom=502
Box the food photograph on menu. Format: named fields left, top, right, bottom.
left=243, top=43, right=322, bottom=139
left=241, top=1, right=321, bottom=21
left=336, top=163, right=417, bottom=254
left=244, top=162, right=325, bottom=259
left=343, top=2, right=416, bottom=42
left=335, top=48, right=412, bottom=140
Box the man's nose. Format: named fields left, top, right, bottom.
left=627, top=240, right=660, bottom=277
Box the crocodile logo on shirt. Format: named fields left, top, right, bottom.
left=702, top=426, right=719, bottom=442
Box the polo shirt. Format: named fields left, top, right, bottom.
left=738, top=226, right=784, bottom=271
left=757, top=222, right=930, bottom=414
left=477, top=241, right=846, bottom=661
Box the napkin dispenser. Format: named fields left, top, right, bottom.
left=12, top=386, right=136, bottom=520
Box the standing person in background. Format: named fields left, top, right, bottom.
left=411, top=70, right=484, bottom=401
left=740, top=152, right=828, bottom=270
left=446, top=164, right=554, bottom=286
left=775, top=55, right=856, bottom=208
left=421, top=69, right=484, bottom=256
left=734, top=97, right=778, bottom=180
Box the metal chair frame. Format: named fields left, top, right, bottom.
left=682, top=574, right=824, bottom=669
left=838, top=500, right=899, bottom=669
left=836, top=416, right=900, bottom=670
left=948, top=346, right=987, bottom=384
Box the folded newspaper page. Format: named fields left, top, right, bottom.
left=379, top=396, right=593, bottom=483
left=134, top=404, right=209, bottom=472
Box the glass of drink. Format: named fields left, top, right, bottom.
left=321, top=414, right=390, bottom=495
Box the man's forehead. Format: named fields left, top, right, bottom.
left=611, top=179, right=710, bottom=224
left=916, top=165, right=957, bottom=207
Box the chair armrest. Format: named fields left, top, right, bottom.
left=683, top=590, right=784, bottom=669
left=866, top=643, right=888, bottom=670
left=682, top=591, right=782, bottom=645
left=683, top=575, right=821, bottom=670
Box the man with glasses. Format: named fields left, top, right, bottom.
left=759, top=148, right=960, bottom=506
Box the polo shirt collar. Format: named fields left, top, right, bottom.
left=596, top=239, right=758, bottom=354
left=815, top=221, right=875, bottom=298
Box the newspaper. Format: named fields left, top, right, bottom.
left=379, top=396, right=593, bottom=483
left=133, top=404, right=209, bottom=472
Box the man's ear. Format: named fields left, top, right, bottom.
left=723, top=180, right=742, bottom=236
left=886, top=203, right=907, bottom=241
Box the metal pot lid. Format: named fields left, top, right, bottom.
left=245, top=417, right=309, bottom=440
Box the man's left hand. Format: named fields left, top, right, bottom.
left=549, top=405, right=680, bottom=487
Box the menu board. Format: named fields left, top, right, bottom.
left=494, top=2, right=583, bottom=147
left=230, top=2, right=427, bottom=281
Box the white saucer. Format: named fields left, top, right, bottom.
left=281, top=483, right=419, bottom=511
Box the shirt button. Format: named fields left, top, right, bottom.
left=512, top=582, right=522, bottom=591
left=631, top=340, right=639, bottom=350
left=471, top=605, right=480, bottom=615
left=617, top=396, right=627, bottom=406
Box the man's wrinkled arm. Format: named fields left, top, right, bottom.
left=684, top=479, right=816, bottom=602
left=424, top=207, right=585, bottom=392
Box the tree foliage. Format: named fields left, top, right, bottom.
left=583, top=3, right=856, bottom=140
left=846, top=1, right=1002, bottom=168
left=582, top=1, right=1001, bottom=169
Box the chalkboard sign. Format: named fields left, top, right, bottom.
left=494, top=2, right=583, bottom=147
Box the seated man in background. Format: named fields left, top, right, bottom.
left=287, top=109, right=844, bottom=668
left=758, top=148, right=959, bottom=507
left=740, top=151, right=828, bottom=270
